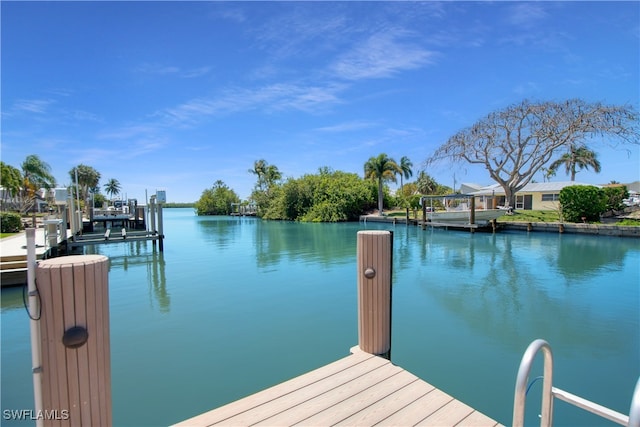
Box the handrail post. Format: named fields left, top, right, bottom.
left=356, top=230, right=393, bottom=360
left=513, top=339, right=554, bottom=427
left=630, top=377, right=640, bottom=427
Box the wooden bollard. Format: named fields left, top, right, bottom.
left=357, top=230, right=392, bottom=359
left=36, top=255, right=111, bottom=426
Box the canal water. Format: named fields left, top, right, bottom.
left=1, top=208, right=638, bottom=426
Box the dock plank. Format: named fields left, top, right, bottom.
left=220, top=354, right=388, bottom=425
left=174, top=348, right=502, bottom=427
left=336, top=377, right=434, bottom=426
left=456, top=410, right=501, bottom=427
left=374, top=388, right=454, bottom=426
left=297, top=368, right=419, bottom=426
left=254, top=362, right=404, bottom=426
left=174, top=350, right=378, bottom=426
left=416, top=398, right=475, bottom=426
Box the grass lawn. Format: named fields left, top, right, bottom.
left=496, top=210, right=560, bottom=222
left=0, top=232, right=18, bottom=239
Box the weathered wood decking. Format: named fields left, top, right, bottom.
left=174, top=347, right=502, bottom=427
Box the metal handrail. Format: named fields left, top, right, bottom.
left=513, top=339, right=554, bottom=427
left=513, top=339, right=636, bottom=427
left=630, top=377, right=640, bottom=427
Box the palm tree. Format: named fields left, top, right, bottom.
left=21, top=155, right=56, bottom=219
left=69, top=164, right=101, bottom=210
left=248, top=159, right=268, bottom=191
left=398, top=156, right=413, bottom=194
left=364, top=153, right=401, bottom=215
left=104, top=178, right=121, bottom=203
left=416, top=171, right=438, bottom=194
left=264, top=164, right=282, bottom=192
left=249, top=160, right=281, bottom=194
left=548, top=145, right=601, bottom=181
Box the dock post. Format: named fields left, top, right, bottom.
left=61, top=208, right=68, bottom=243
left=421, top=204, right=426, bottom=230
left=357, top=230, right=393, bottom=360
left=45, top=221, right=58, bottom=257
left=469, top=197, right=476, bottom=233
left=149, top=197, right=157, bottom=248
left=157, top=201, right=164, bottom=252
left=36, top=255, right=112, bottom=426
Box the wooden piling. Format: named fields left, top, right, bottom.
left=357, top=230, right=392, bottom=359
left=422, top=204, right=427, bottom=230
left=469, top=197, right=476, bottom=233
left=36, top=255, right=111, bottom=426
left=157, top=202, right=164, bottom=252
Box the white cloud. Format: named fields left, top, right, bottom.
left=314, top=120, right=377, bottom=133
left=135, top=63, right=212, bottom=78
left=13, top=99, right=55, bottom=114
left=507, top=3, right=548, bottom=28
left=156, top=82, right=346, bottom=126
left=330, top=31, right=435, bottom=80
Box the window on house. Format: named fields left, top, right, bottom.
left=541, top=193, right=559, bottom=202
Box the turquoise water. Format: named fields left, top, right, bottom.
left=1, top=208, right=638, bottom=426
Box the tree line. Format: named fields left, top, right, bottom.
left=1, top=155, right=123, bottom=216
left=197, top=99, right=638, bottom=222
left=196, top=158, right=452, bottom=221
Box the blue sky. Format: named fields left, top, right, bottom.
left=2, top=1, right=639, bottom=203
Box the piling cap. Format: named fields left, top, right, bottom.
left=357, top=230, right=392, bottom=236
left=38, top=255, right=108, bottom=267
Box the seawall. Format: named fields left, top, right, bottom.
left=358, top=215, right=640, bottom=238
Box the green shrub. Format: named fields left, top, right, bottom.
left=603, top=186, right=629, bottom=212
left=263, top=170, right=375, bottom=222
left=0, top=212, right=23, bottom=233
left=559, top=185, right=607, bottom=223
left=195, top=181, right=240, bottom=215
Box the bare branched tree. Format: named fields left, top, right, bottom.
left=425, top=99, right=639, bottom=208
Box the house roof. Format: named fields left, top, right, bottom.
left=624, top=181, right=640, bottom=193
left=469, top=181, right=600, bottom=195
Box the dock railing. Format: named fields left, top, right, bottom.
left=513, top=338, right=639, bottom=427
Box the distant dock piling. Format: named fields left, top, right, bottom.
left=357, top=230, right=393, bottom=360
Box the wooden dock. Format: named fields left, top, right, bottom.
left=174, top=346, right=501, bottom=427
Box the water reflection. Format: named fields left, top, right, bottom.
left=552, top=234, right=629, bottom=282
left=84, top=242, right=170, bottom=312
left=0, top=286, right=24, bottom=312
left=411, top=230, right=637, bottom=355
left=253, top=220, right=355, bottom=268
left=196, top=215, right=245, bottom=249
